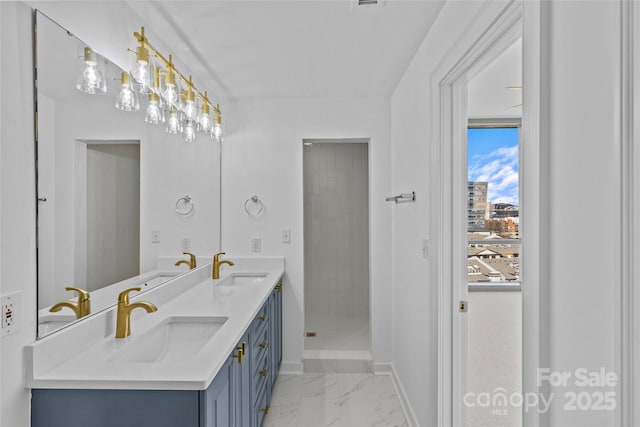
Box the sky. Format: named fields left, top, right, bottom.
left=468, top=127, right=519, bottom=205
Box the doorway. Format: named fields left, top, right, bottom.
left=303, top=140, right=371, bottom=370
left=430, top=2, right=541, bottom=426
left=83, top=142, right=140, bottom=292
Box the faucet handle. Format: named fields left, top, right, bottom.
left=65, top=286, right=90, bottom=301
left=118, top=287, right=142, bottom=304
left=213, top=252, right=226, bottom=261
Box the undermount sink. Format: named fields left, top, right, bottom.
left=108, top=316, right=228, bottom=364
left=217, top=273, right=268, bottom=287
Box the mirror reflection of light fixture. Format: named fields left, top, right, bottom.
left=183, top=121, right=196, bottom=143
left=166, top=106, right=182, bottom=134
left=145, top=93, right=163, bottom=124
left=76, top=46, right=106, bottom=95
left=212, top=104, right=223, bottom=142
left=197, top=91, right=213, bottom=133
left=115, top=72, right=139, bottom=111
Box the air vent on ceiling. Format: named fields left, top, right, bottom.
left=352, top=0, right=386, bottom=8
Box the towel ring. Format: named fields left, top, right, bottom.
left=244, top=196, right=263, bottom=217
left=175, top=195, right=194, bottom=216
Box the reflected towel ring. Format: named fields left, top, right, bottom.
left=175, top=195, right=194, bottom=215
left=244, top=196, right=263, bottom=217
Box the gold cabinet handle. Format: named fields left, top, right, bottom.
left=233, top=349, right=243, bottom=364
left=240, top=341, right=247, bottom=355
left=275, top=283, right=282, bottom=292
left=259, top=315, right=267, bottom=321
left=261, top=406, right=269, bottom=414
left=260, top=369, right=268, bottom=377
left=259, top=341, right=268, bottom=349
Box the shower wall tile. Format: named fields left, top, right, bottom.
left=304, top=143, right=369, bottom=318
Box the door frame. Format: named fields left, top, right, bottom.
left=430, top=1, right=543, bottom=425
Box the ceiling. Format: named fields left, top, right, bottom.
left=124, top=0, right=446, bottom=100
left=468, top=39, right=522, bottom=118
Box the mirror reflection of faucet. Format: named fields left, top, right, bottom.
left=175, top=252, right=197, bottom=270
left=212, top=252, right=234, bottom=279
left=115, top=287, right=158, bottom=338
left=49, top=287, right=91, bottom=319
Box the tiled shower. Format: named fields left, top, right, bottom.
left=303, top=142, right=370, bottom=358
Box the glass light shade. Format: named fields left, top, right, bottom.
left=212, top=122, right=223, bottom=142
left=211, top=105, right=223, bottom=142
left=76, top=47, right=106, bottom=95
left=161, top=69, right=181, bottom=109
left=131, top=46, right=152, bottom=94
left=197, top=101, right=212, bottom=133
left=166, top=108, right=182, bottom=134
left=115, top=73, right=139, bottom=111
left=183, top=121, right=196, bottom=143
left=182, top=97, right=198, bottom=122
left=145, top=94, right=163, bottom=124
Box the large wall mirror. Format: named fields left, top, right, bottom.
left=35, top=11, right=221, bottom=338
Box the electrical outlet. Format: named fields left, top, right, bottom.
left=152, top=229, right=160, bottom=243
left=251, top=237, right=262, bottom=253
left=1, top=292, right=21, bottom=337
left=181, top=237, right=191, bottom=252
left=282, top=229, right=291, bottom=243
left=422, top=238, right=430, bottom=259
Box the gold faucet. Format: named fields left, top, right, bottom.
left=212, top=252, right=234, bottom=279
left=49, top=287, right=91, bottom=319
left=115, top=287, right=158, bottom=338
left=175, top=252, right=197, bottom=269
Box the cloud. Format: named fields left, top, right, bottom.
left=469, top=144, right=519, bottom=205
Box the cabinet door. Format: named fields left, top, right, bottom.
left=200, top=355, right=233, bottom=427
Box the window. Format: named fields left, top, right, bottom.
left=467, top=123, right=520, bottom=283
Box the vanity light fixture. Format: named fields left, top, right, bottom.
left=184, top=121, right=196, bottom=143
left=76, top=46, right=106, bottom=95
left=212, top=104, right=223, bottom=142
left=197, top=91, right=213, bottom=133
left=130, top=26, right=224, bottom=143
left=145, top=93, right=163, bottom=124
left=130, top=26, right=152, bottom=94
left=166, top=106, right=182, bottom=134
left=115, top=72, right=140, bottom=111
left=161, top=55, right=181, bottom=109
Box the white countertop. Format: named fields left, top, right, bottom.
left=26, top=257, right=285, bottom=391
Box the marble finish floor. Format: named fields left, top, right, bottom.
left=263, top=373, right=408, bottom=427
left=304, top=314, right=370, bottom=351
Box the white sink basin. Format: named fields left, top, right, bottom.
left=108, top=316, right=228, bottom=364
left=217, top=273, right=268, bottom=286
left=37, top=314, right=77, bottom=336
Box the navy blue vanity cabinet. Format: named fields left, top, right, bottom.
left=201, top=331, right=250, bottom=427
left=270, top=284, right=283, bottom=384
left=31, top=282, right=283, bottom=427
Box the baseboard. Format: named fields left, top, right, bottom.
left=279, top=361, right=303, bottom=375
left=377, top=364, right=418, bottom=427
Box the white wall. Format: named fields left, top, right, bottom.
left=543, top=2, right=620, bottom=426
left=391, top=0, right=623, bottom=426
left=390, top=2, right=495, bottom=424
left=0, top=3, right=38, bottom=426
left=221, top=97, right=391, bottom=371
